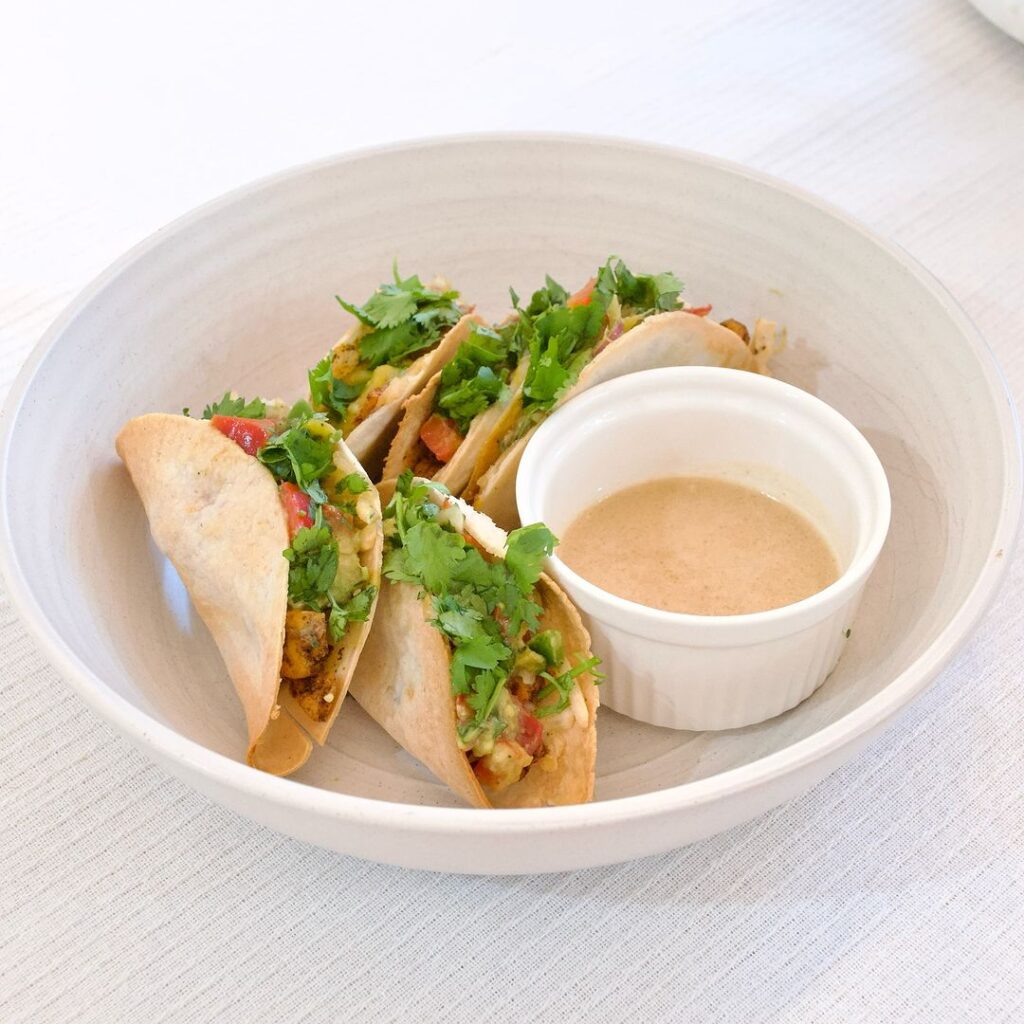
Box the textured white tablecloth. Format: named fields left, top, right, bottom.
left=2, top=1, right=1023, bottom=1021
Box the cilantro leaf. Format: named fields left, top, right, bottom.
left=597, top=258, right=684, bottom=315
left=284, top=523, right=338, bottom=608
left=362, top=287, right=418, bottom=329
left=508, top=257, right=684, bottom=419
left=519, top=299, right=608, bottom=411
left=257, top=420, right=336, bottom=492
left=381, top=475, right=564, bottom=743
left=285, top=516, right=376, bottom=642
left=505, top=523, right=557, bottom=594
left=336, top=269, right=462, bottom=371
left=434, top=324, right=516, bottom=433
left=308, top=355, right=365, bottom=419
left=328, top=585, right=377, bottom=642
left=201, top=392, right=267, bottom=420
left=525, top=275, right=569, bottom=316
left=335, top=472, right=369, bottom=495
left=535, top=656, right=604, bottom=717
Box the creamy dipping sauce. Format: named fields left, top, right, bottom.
left=559, top=476, right=839, bottom=616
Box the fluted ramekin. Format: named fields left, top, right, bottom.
left=516, top=366, right=891, bottom=731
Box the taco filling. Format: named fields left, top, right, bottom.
left=382, top=473, right=600, bottom=794
left=308, top=268, right=465, bottom=437
left=203, top=393, right=379, bottom=724
left=408, top=321, right=522, bottom=478
left=493, top=259, right=709, bottom=453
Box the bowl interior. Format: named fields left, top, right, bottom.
left=1, top=137, right=1015, bottom=808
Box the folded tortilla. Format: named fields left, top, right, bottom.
left=116, top=413, right=383, bottom=775
left=338, top=313, right=480, bottom=479
left=348, top=483, right=599, bottom=808
left=381, top=336, right=531, bottom=495
left=465, top=311, right=778, bottom=529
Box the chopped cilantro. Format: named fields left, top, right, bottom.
left=335, top=472, right=369, bottom=495
left=284, top=520, right=339, bottom=608
left=336, top=266, right=462, bottom=371
left=328, top=585, right=376, bottom=642
left=308, top=355, right=365, bottom=419
left=201, top=393, right=267, bottom=420
left=257, top=413, right=337, bottom=494
left=509, top=257, right=686, bottom=418
left=535, top=656, right=604, bottom=718
left=513, top=284, right=608, bottom=412
left=595, top=259, right=684, bottom=315
left=504, top=522, right=556, bottom=594
left=435, top=324, right=516, bottom=432
left=382, top=473, right=573, bottom=743
left=284, top=517, right=375, bottom=642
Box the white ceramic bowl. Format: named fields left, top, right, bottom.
left=0, top=135, right=1019, bottom=874
left=517, top=366, right=892, bottom=731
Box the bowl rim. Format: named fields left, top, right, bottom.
left=516, top=365, right=892, bottom=645
left=0, top=131, right=1020, bottom=834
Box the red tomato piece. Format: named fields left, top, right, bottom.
left=566, top=277, right=596, bottom=308
left=419, top=414, right=463, bottom=463
left=279, top=482, right=314, bottom=537
left=517, top=711, right=544, bottom=757
left=686, top=304, right=712, bottom=317
left=210, top=415, right=275, bottom=457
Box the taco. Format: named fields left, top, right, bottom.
left=461, top=260, right=778, bottom=528
left=116, top=393, right=383, bottom=776
left=307, top=267, right=478, bottom=478
left=349, top=473, right=600, bottom=808
left=380, top=316, right=529, bottom=492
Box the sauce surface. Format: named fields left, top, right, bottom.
left=559, top=476, right=839, bottom=616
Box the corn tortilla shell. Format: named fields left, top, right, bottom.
left=278, top=443, right=383, bottom=745
left=349, top=481, right=598, bottom=808
left=342, top=313, right=479, bottom=479
left=117, top=413, right=383, bottom=775
left=473, top=311, right=776, bottom=529
left=382, top=344, right=529, bottom=497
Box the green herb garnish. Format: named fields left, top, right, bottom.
left=336, top=472, right=369, bottom=495
left=510, top=257, right=685, bottom=416
left=284, top=515, right=375, bottom=642
left=308, top=355, right=365, bottom=420
left=434, top=324, right=515, bottom=433
left=383, top=472, right=568, bottom=743
left=257, top=403, right=337, bottom=495
left=595, top=260, right=684, bottom=316
left=284, top=519, right=338, bottom=607
left=535, top=656, right=604, bottom=718
left=328, top=585, right=377, bottom=643
left=336, top=265, right=462, bottom=371
left=201, top=393, right=267, bottom=420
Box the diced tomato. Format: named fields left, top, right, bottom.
left=210, top=415, right=275, bottom=456
left=419, top=414, right=463, bottom=464
left=516, top=711, right=544, bottom=757
left=567, top=277, right=596, bottom=308
left=279, top=482, right=314, bottom=537
left=686, top=304, right=712, bottom=317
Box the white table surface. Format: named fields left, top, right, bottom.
left=2, top=1, right=1023, bottom=1021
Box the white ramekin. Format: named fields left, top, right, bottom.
left=516, top=366, right=891, bottom=731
